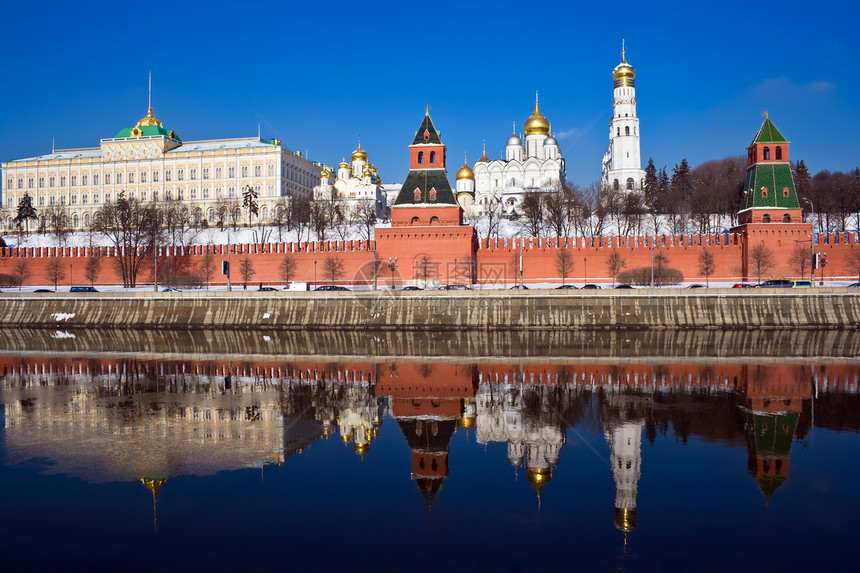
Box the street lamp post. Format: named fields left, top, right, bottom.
left=314, top=260, right=317, bottom=287
left=804, top=198, right=815, bottom=285
left=584, top=257, right=587, bottom=286
left=388, top=257, right=398, bottom=290
left=650, top=241, right=655, bottom=288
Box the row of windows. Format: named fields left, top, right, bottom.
left=616, top=126, right=637, bottom=136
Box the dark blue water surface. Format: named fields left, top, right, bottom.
left=1, top=330, right=860, bottom=572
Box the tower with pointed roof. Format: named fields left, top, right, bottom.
left=602, top=41, right=645, bottom=192
left=731, top=115, right=811, bottom=281
left=375, top=109, right=477, bottom=287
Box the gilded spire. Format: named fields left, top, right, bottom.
left=622, top=38, right=626, bottom=63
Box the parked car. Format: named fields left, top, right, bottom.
left=70, top=286, right=98, bottom=293
left=582, top=284, right=601, bottom=289
left=162, top=287, right=180, bottom=292
left=444, top=284, right=471, bottom=290
left=510, top=284, right=529, bottom=289
left=848, top=282, right=860, bottom=287
left=315, top=285, right=349, bottom=291
left=615, top=284, right=634, bottom=289
left=687, top=284, right=705, bottom=289
left=258, top=287, right=277, bottom=291
left=33, top=289, right=53, bottom=293
left=757, top=279, right=792, bottom=288
left=792, top=280, right=812, bottom=288
left=556, top=285, right=578, bottom=289
left=401, top=286, right=423, bottom=291
left=732, top=283, right=754, bottom=288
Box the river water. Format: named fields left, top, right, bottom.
left=1, top=328, right=859, bottom=572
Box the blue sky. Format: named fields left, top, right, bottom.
left=1, top=0, right=857, bottom=186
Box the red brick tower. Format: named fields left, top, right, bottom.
left=375, top=109, right=478, bottom=287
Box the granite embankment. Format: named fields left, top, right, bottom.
left=0, top=289, right=858, bottom=330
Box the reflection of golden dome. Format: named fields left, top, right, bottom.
left=456, top=161, right=474, bottom=181
left=140, top=477, right=166, bottom=495
left=460, top=414, right=476, bottom=428
left=354, top=442, right=370, bottom=454
left=341, top=433, right=352, bottom=442
left=527, top=467, right=552, bottom=493
left=613, top=43, right=636, bottom=88
left=614, top=507, right=637, bottom=532
left=351, top=142, right=368, bottom=162
left=524, top=96, right=550, bottom=135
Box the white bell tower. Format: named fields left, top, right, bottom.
left=602, top=40, right=645, bottom=192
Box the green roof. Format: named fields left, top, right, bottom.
left=115, top=124, right=179, bottom=140
left=740, top=163, right=799, bottom=210
left=751, top=117, right=787, bottom=145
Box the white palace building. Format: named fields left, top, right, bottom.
left=2, top=105, right=320, bottom=231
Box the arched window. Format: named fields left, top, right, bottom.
left=775, top=146, right=782, bottom=160
left=430, top=151, right=436, bottom=163
left=72, top=214, right=79, bottom=229
left=762, top=214, right=771, bottom=223
left=430, top=216, right=439, bottom=224
left=84, top=213, right=91, bottom=228
left=763, top=147, right=770, bottom=160
left=613, top=179, right=619, bottom=190
left=761, top=187, right=768, bottom=198
left=783, top=214, right=791, bottom=223
left=418, top=151, right=424, bottom=164
left=625, top=126, right=630, bottom=136
left=616, top=127, right=620, bottom=136
left=411, top=216, right=420, bottom=224
left=626, top=177, right=635, bottom=190
left=429, top=188, right=437, bottom=201
left=414, top=188, right=421, bottom=201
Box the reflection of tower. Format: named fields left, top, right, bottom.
left=602, top=392, right=649, bottom=543
left=738, top=364, right=809, bottom=502
left=378, top=363, right=477, bottom=509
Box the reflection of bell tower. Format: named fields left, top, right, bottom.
left=602, top=392, right=649, bottom=544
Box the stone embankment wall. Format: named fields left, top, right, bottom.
left=0, top=289, right=858, bottom=330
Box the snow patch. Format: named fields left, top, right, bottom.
left=51, top=330, right=76, bottom=339
left=51, top=312, right=76, bottom=322
left=262, top=312, right=271, bottom=319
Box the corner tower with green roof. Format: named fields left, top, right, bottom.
left=731, top=114, right=812, bottom=281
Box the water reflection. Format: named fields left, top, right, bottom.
left=4, top=349, right=859, bottom=528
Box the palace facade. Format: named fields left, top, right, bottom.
left=1, top=105, right=320, bottom=231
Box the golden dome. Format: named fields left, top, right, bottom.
left=363, top=165, right=373, bottom=177
left=524, top=95, right=550, bottom=135
left=613, top=41, right=636, bottom=87
left=456, top=155, right=474, bottom=181
left=459, top=414, right=476, bottom=428
left=614, top=507, right=637, bottom=532
left=351, top=142, right=368, bottom=162
left=354, top=442, right=370, bottom=454
left=527, top=467, right=552, bottom=493
left=339, top=159, right=351, bottom=170
left=137, top=107, right=163, bottom=128
left=320, top=169, right=330, bottom=179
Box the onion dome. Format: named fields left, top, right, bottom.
left=351, top=141, right=368, bottom=162
left=459, top=414, right=475, bottom=429
left=476, top=143, right=490, bottom=163
left=354, top=442, right=370, bottom=455
left=613, top=41, right=636, bottom=88
left=544, top=135, right=558, bottom=146
left=363, top=165, right=373, bottom=177
left=507, top=134, right=523, bottom=146
left=338, top=157, right=350, bottom=170
left=456, top=160, right=475, bottom=181
left=320, top=169, right=330, bottom=179
left=524, top=94, right=550, bottom=135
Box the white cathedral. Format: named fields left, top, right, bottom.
left=602, top=42, right=645, bottom=191
left=313, top=142, right=387, bottom=218
left=464, top=95, right=565, bottom=217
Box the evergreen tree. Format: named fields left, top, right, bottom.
left=13, top=192, right=37, bottom=235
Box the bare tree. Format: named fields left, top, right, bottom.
left=238, top=257, right=255, bottom=289
left=555, top=249, right=574, bottom=286
left=323, top=254, right=345, bottom=284
left=84, top=253, right=102, bottom=287
left=478, top=192, right=503, bottom=240
left=12, top=258, right=31, bottom=290
left=414, top=254, right=436, bottom=288
left=45, top=204, right=71, bottom=246
left=290, top=196, right=311, bottom=242
left=45, top=259, right=66, bottom=291
left=510, top=249, right=521, bottom=286
left=93, top=195, right=163, bottom=288
left=272, top=198, right=289, bottom=242
left=199, top=247, right=216, bottom=290
left=607, top=251, right=626, bottom=287
left=279, top=255, right=297, bottom=285
left=520, top=190, right=544, bottom=237
left=544, top=182, right=574, bottom=238
left=749, top=243, right=774, bottom=283
left=790, top=243, right=812, bottom=280
left=698, top=249, right=715, bottom=287
left=354, top=200, right=378, bottom=241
